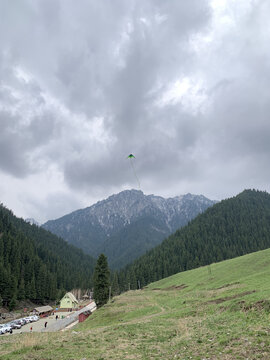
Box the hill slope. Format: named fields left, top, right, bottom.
left=2, top=247, right=270, bottom=359
left=119, top=189, right=270, bottom=289
left=0, top=204, right=96, bottom=307
left=43, top=189, right=216, bottom=268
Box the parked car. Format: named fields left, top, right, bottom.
left=30, top=315, right=39, bottom=321
left=9, top=321, right=21, bottom=329
left=22, top=317, right=31, bottom=323
left=0, top=324, right=12, bottom=333
left=0, top=325, right=6, bottom=335
left=17, top=318, right=27, bottom=325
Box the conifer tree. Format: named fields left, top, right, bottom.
left=93, top=254, right=110, bottom=307
left=8, top=296, right=16, bottom=311
left=111, top=272, right=120, bottom=296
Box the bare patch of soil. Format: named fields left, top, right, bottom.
left=206, top=290, right=256, bottom=304
left=164, top=284, right=188, bottom=291
left=240, top=299, right=270, bottom=312
left=215, top=282, right=240, bottom=290
left=152, top=284, right=187, bottom=291
left=153, top=284, right=188, bottom=291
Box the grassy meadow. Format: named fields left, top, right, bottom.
left=1, top=248, right=270, bottom=359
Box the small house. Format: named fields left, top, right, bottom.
left=78, top=310, right=92, bottom=323
left=82, top=293, right=90, bottom=301
left=33, top=305, right=53, bottom=317
left=60, top=292, right=78, bottom=310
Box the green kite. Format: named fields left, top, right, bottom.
left=127, top=153, right=140, bottom=189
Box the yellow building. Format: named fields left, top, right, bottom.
left=60, top=292, right=79, bottom=309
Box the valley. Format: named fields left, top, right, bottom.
left=1, top=2, right=268, bottom=358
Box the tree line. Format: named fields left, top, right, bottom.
left=0, top=204, right=96, bottom=310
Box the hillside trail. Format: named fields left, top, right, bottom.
left=83, top=292, right=166, bottom=335
left=121, top=292, right=166, bottom=325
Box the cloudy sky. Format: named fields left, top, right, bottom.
left=0, top=0, right=270, bottom=223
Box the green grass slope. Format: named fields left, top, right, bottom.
left=1, top=248, right=270, bottom=359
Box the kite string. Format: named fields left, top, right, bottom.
left=130, top=159, right=140, bottom=189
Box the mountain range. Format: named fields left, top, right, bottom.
left=43, top=189, right=216, bottom=268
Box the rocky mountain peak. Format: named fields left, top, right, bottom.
left=43, top=189, right=216, bottom=268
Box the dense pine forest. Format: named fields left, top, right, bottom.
left=0, top=204, right=96, bottom=309
left=116, top=190, right=270, bottom=292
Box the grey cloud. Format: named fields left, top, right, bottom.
left=2, top=0, right=270, bottom=222
left=23, top=191, right=83, bottom=223
left=0, top=112, right=30, bottom=176
left=0, top=108, right=61, bottom=176
left=0, top=0, right=211, bottom=188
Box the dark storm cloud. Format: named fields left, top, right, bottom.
left=0, top=111, right=30, bottom=176
left=1, top=0, right=270, bottom=221
left=0, top=107, right=61, bottom=176
left=0, top=0, right=211, bottom=186
left=60, top=0, right=212, bottom=190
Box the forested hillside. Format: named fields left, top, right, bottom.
left=116, top=190, right=270, bottom=291
left=0, top=204, right=96, bottom=309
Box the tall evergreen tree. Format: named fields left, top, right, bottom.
left=111, top=272, right=120, bottom=296
left=93, top=254, right=110, bottom=307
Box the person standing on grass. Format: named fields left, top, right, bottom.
left=44, top=321, right=48, bottom=328
left=30, top=326, right=32, bottom=332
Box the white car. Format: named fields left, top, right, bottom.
left=9, top=321, right=22, bottom=329
left=17, top=318, right=27, bottom=325
left=23, top=317, right=32, bottom=323
left=0, top=324, right=12, bottom=334
left=29, top=315, right=39, bottom=321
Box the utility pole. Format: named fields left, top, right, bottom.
left=138, top=280, right=141, bottom=290
left=109, top=286, right=112, bottom=302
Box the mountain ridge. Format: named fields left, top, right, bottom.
left=43, top=189, right=216, bottom=268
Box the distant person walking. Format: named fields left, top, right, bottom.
left=55, top=315, right=58, bottom=320
left=44, top=321, right=48, bottom=328
left=30, top=326, right=33, bottom=332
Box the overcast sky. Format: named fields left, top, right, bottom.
left=0, top=0, right=270, bottom=223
